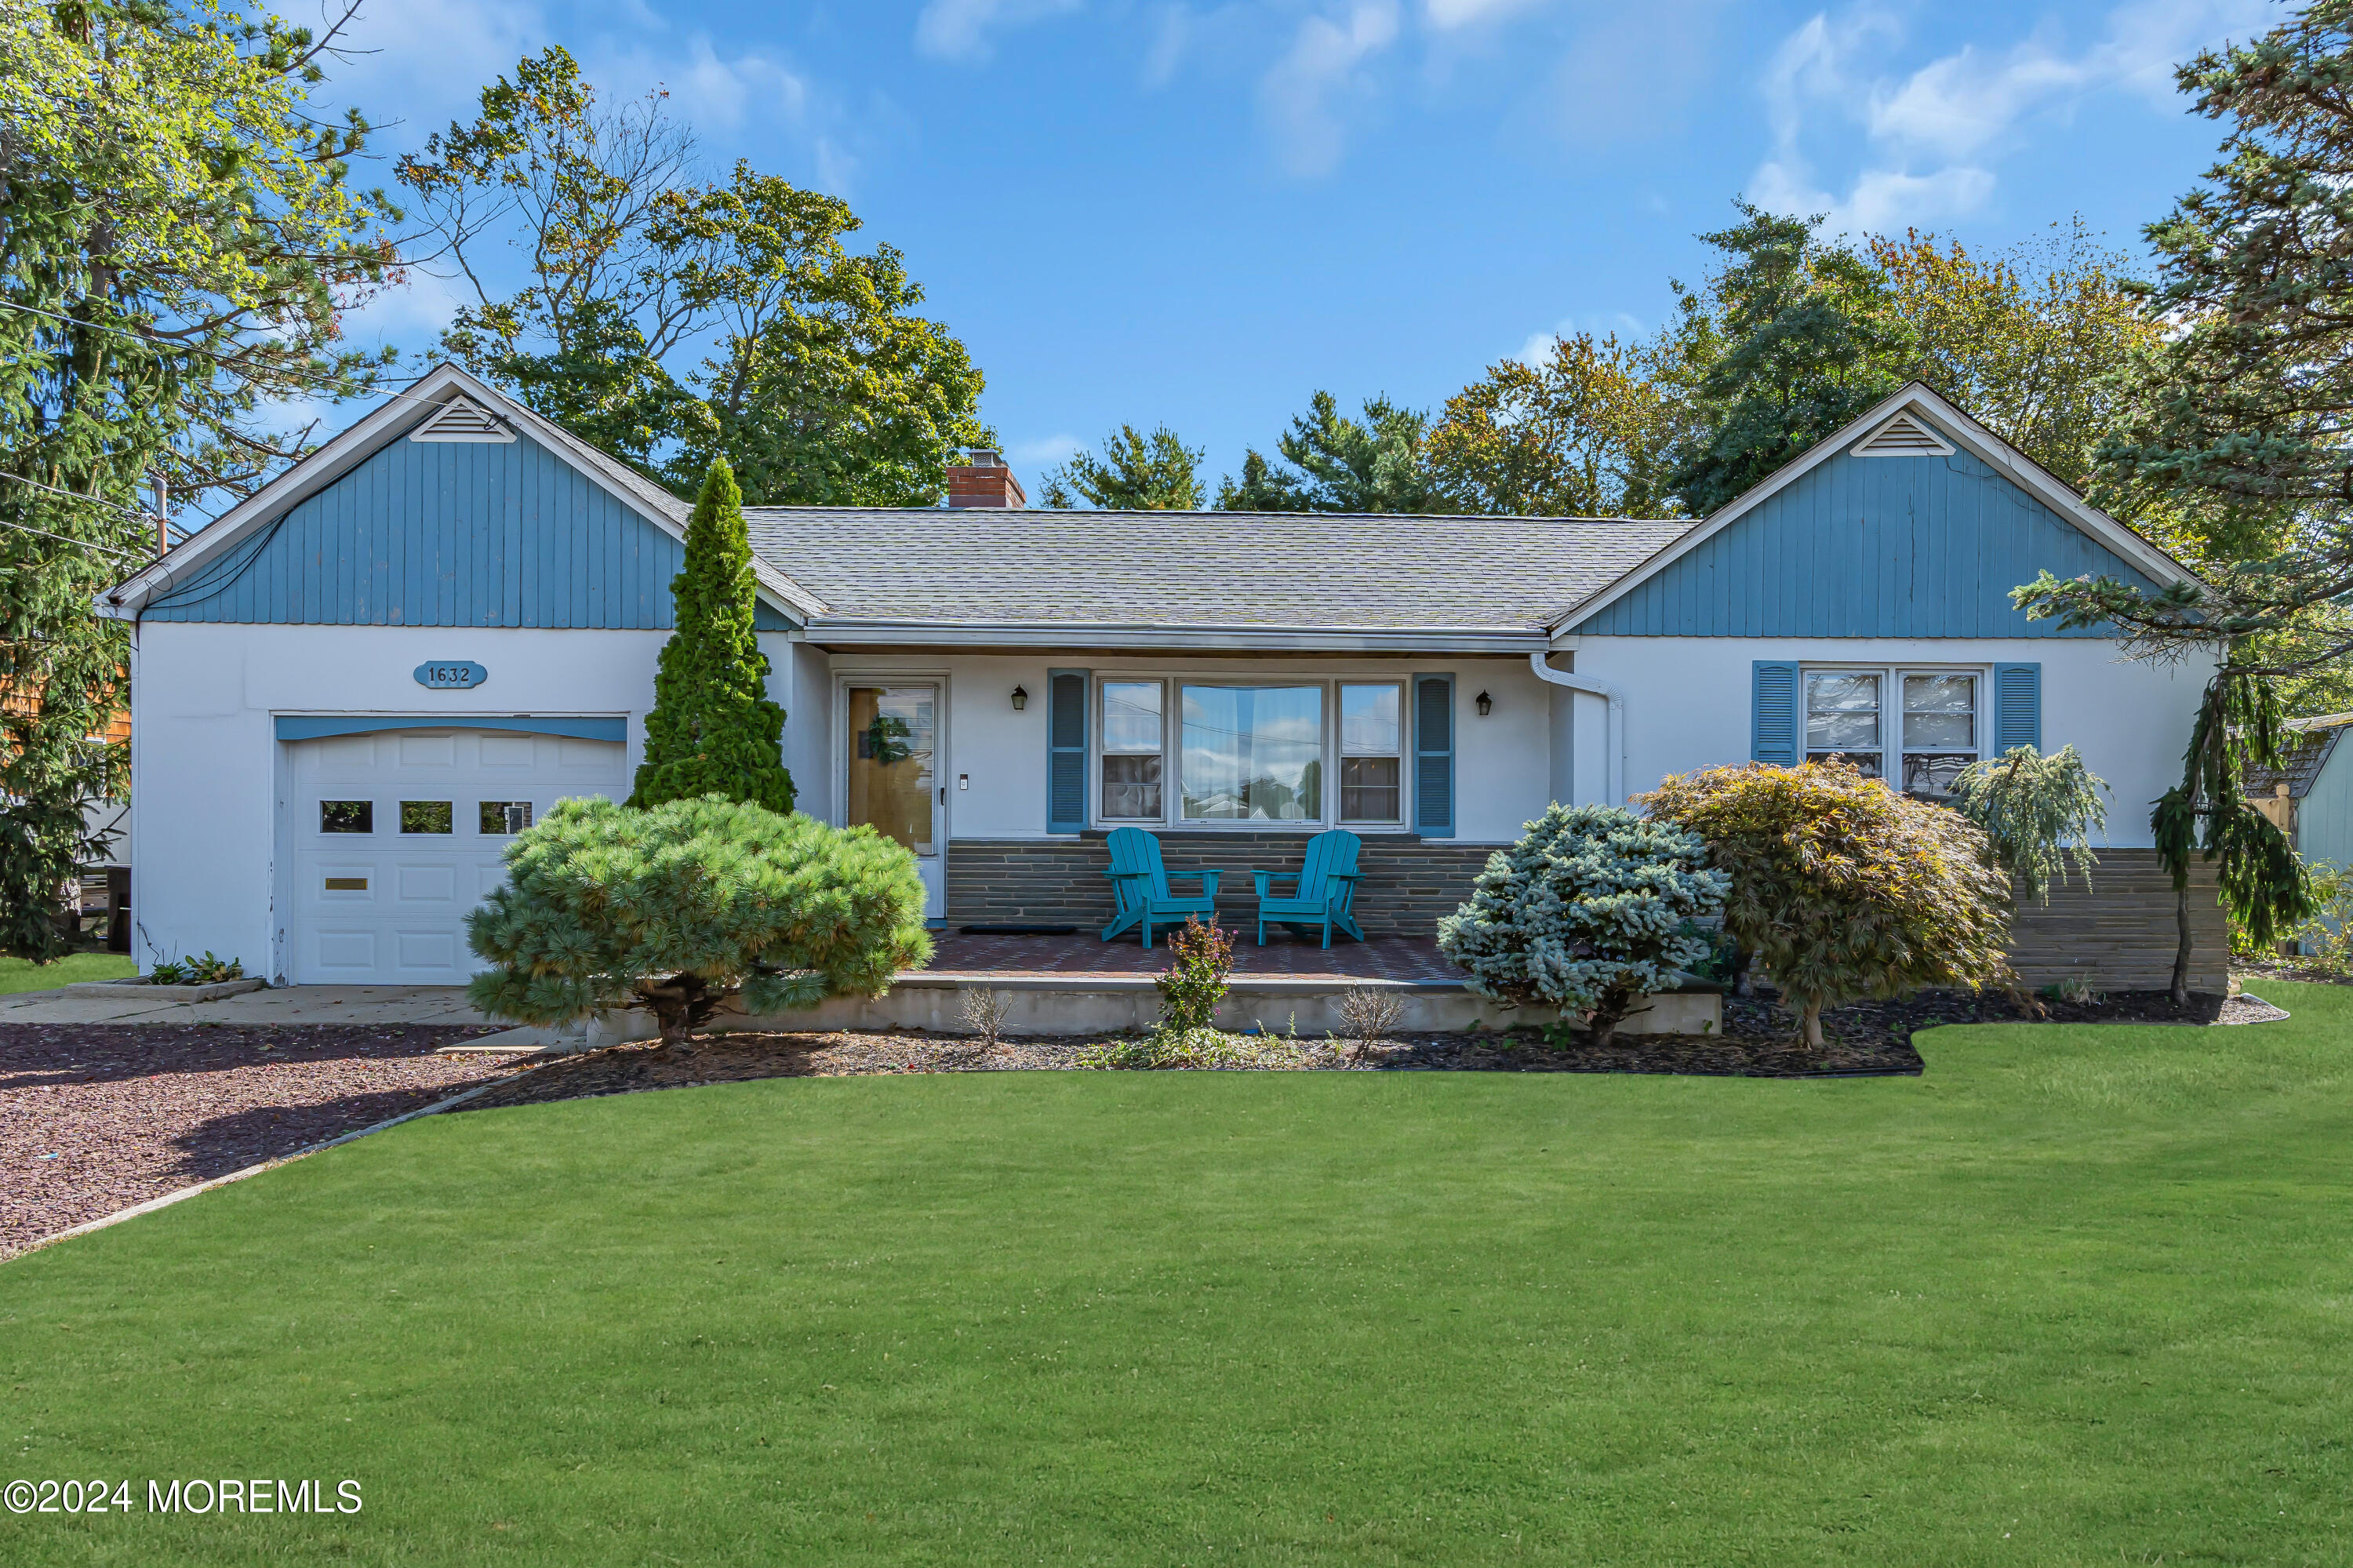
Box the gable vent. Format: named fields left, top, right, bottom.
left=1850, top=410, right=1955, bottom=457
left=408, top=395, right=516, bottom=444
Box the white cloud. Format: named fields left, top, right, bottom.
left=1257, top=1, right=1401, bottom=177
left=1143, top=5, right=1191, bottom=89
left=1425, top=0, right=1547, bottom=29
left=1010, top=433, right=1082, bottom=467
left=915, top=0, right=1084, bottom=63
left=1748, top=0, right=2262, bottom=235
left=585, top=35, right=812, bottom=136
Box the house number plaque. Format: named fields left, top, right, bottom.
left=413, top=660, right=488, bottom=689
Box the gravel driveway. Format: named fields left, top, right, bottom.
left=0, top=1024, right=521, bottom=1259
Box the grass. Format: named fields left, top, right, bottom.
left=0, top=951, right=133, bottom=995
left=5, top=984, right=2353, bottom=1566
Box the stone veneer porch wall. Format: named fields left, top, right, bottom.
left=946, top=839, right=2230, bottom=994
left=946, top=833, right=1495, bottom=939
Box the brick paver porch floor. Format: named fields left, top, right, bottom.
left=916, top=930, right=1460, bottom=985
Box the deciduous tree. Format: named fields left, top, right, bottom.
left=399, top=48, right=990, bottom=506
left=1426, top=333, right=1683, bottom=518
left=1, top=0, right=394, bottom=958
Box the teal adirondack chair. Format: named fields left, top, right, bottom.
left=1250, top=829, right=1364, bottom=948
left=1100, top=826, right=1224, bottom=948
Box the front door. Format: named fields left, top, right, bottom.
left=846, top=685, right=943, bottom=919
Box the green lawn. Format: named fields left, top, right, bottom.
left=0, top=951, right=133, bottom=995
left=5, top=985, right=2352, bottom=1566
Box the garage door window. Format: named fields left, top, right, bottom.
left=320, top=801, right=373, bottom=833
left=399, top=801, right=454, bottom=834
left=479, top=801, right=533, bottom=834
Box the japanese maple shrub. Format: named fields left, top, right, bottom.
left=466, top=795, right=930, bottom=1043
left=1638, top=760, right=2014, bottom=1050
left=1437, top=802, right=1728, bottom=1046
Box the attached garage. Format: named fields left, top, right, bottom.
left=282, top=719, right=629, bottom=985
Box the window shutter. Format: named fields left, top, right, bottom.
left=1993, top=663, right=2042, bottom=754
left=1413, top=672, right=1454, bottom=838
left=1751, top=661, right=1799, bottom=765
left=1047, top=669, right=1088, bottom=834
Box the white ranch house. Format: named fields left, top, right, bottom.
left=102, top=367, right=2226, bottom=997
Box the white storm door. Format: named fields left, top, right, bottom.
left=844, top=685, right=944, bottom=919
left=289, top=727, right=628, bottom=984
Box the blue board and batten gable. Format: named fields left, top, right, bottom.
left=142, top=426, right=792, bottom=630
left=1566, top=437, right=2163, bottom=638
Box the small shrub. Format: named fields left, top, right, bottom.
left=1335, top=985, right=1403, bottom=1059
left=960, top=988, right=1012, bottom=1050
left=1640, top=759, right=2015, bottom=1050
left=1437, top=802, right=1729, bottom=1047
left=1077, top=1029, right=1311, bottom=1071
left=466, top=794, right=931, bottom=1043
left=2042, top=976, right=2102, bottom=1006
left=2278, top=860, right=2353, bottom=973
left=1947, top=744, right=2110, bottom=903
left=1154, top=917, right=1234, bottom=1035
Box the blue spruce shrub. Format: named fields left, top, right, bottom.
left=466, top=794, right=932, bottom=1043
left=1438, top=802, right=1728, bottom=1045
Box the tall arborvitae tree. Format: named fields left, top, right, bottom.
left=1, top=2, right=393, bottom=959
left=2012, top=3, right=2353, bottom=995
left=630, top=457, right=794, bottom=813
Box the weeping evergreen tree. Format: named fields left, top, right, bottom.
left=629, top=456, right=794, bottom=813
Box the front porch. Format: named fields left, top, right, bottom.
left=728, top=930, right=1725, bottom=1040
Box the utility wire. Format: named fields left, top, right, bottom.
left=0, top=512, right=151, bottom=562
left=0, top=297, right=455, bottom=412
left=0, top=469, right=161, bottom=526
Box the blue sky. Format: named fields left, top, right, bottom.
left=322, top=0, right=2274, bottom=494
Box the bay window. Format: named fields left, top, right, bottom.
left=1804, top=666, right=1980, bottom=798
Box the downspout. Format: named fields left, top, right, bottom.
left=1528, top=651, right=1625, bottom=808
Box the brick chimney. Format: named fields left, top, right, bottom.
left=946, top=449, right=1027, bottom=508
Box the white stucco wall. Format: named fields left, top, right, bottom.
left=819, top=651, right=1552, bottom=844
left=1566, top=635, right=2215, bottom=846
left=130, top=621, right=684, bottom=978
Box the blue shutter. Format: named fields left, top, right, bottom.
left=1047, top=669, right=1088, bottom=834
left=1751, top=661, right=1800, bottom=765
left=1413, top=672, right=1454, bottom=837
left=1993, top=663, right=2042, bottom=753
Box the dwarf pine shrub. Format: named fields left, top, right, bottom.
left=466, top=794, right=930, bottom=1042
left=1437, top=802, right=1728, bottom=1046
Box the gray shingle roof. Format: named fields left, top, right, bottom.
left=2246, top=725, right=2347, bottom=802
left=742, top=508, right=1693, bottom=630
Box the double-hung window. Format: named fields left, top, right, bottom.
left=1093, top=677, right=1409, bottom=827
left=1338, top=683, right=1403, bottom=823
left=1803, top=667, right=1980, bottom=799
left=1100, top=682, right=1165, bottom=820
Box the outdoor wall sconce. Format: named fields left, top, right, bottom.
left=1010, top=685, right=1028, bottom=711
left=1475, top=690, right=1493, bottom=717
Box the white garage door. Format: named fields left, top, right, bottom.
left=289, top=727, right=629, bottom=985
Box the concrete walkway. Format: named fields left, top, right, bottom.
left=0, top=982, right=493, bottom=1028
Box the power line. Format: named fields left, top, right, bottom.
left=0, top=297, right=454, bottom=413
left=0, top=512, right=150, bottom=562
left=0, top=469, right=160, bottom=526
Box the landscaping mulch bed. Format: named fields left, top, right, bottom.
left=457, top=985, right=2300, bottom=1114
left=0, top=1023, right=518, bottom=1260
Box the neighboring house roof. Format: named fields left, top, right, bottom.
left=2246, top=719, right=2353, bottom=802
left=1548, top=383, right=2198, bottom=640
left=748, top=508, right=1692, bottom=645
